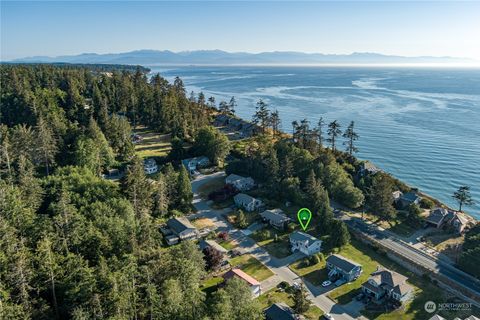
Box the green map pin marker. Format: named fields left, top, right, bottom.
left=297, top=208, right=312, bottom=231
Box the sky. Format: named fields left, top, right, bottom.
left=1, top=1, right=480, bottom=61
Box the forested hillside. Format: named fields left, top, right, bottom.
left=0, top=64, right=262, bottom=319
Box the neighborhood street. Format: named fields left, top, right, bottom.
left=190, top=173, right=361, bottom=320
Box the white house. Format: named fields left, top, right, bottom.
left=166, top=217, right=200, bottom=241
left=225, top=174, right=255, bottom=191
left=143, top=158, right=158, bottom=174
left=289, top=231, right=322, bottom=256
left=223, top=268, right=261, bottom=297
left=234, top=193, right=263, bottom=212
left=182, top=156, right=210, bottom=174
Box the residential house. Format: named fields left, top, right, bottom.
left=326, top=254, right=362, bottom=282
left=359, top=161, right=381, bottom=177
left=199, top=239, right=229, bottom=257
left=225, top=174, right=255, bottom=191
left=264, top=303, right=298, bottom=320
left=260, top=209, right=291, bottom=230
left=234, top=193, right=263, bottom=212
left=361, top=266, right=414, bottom=304
left=450, top=212, right=469, bottom=234
left=223, top=268, right=261, bottom=297
left=182, top=156, right=210, bottom=174
left=392, top=191, right=403, bottom=203
left=398, top=192, right=421, bottom=209
left=289, top=231, right=322, bottom=256
left=143, top=158, right=158, bottom=174
left=426, top=208, right=452, bottom=228
left=166, top=217, right=200, bottom=241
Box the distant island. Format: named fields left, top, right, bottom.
left=10, top=49, right=476, bottom=66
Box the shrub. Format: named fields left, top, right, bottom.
left=218, top=231, right=229, bottom=241
left=309, top=254, right=320, bottom=265
left=420, top=198, right=434, bottom=209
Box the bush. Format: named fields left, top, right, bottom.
left=420, top=198, right=434, bottom=209
left=257, top=229, right=272, bottom=241
left=309, top=254, right=320, bottom=265
left=278, top=281, right=289, bottom=289
left=218, top=231, right=229, bottom=241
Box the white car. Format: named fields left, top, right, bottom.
left=324, top=313, right=334, bottom=320
left=321, top=280, right=332, bottom=287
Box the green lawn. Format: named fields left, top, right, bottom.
left=320, top=238, right=479, bottom=320
left=229, top=254, right=274, bottom=282
left=200, top=276, right=224, bottom=295
left=134, top=127, right=172, bottom=158
left=250, top=228, right=293, bottom=258
left=258, top=288, right=324, bottom=320
left=289, top=259, right=328, bottom=287
left=218, top=239, right=238, bottom=250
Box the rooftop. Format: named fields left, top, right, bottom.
left=264, top=302, right=296, bottom=320
left=234, top=193, right=258, bottom=203
left=289, top=231, right=319, bottom=243
left=326, top=254, right=361, bottom=273
left=199, top=239, right=228, bottom=254
left=223, top=268, right=260, bottom=286
left=427, top=207, right=450, bottom=224
left=167, top=217, right=196, bottom=234
left=261, top=209, right=290, bottom=223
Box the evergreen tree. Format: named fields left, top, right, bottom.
left=292, top=284, right=310, bottom=314
left=122, top=156, right=153, bottom=218
left=175, top=166, right=193, bottom=212
left=228, top=96, right=237, bottom=114
left=368, top=173, right=396, bottom=221
left=152, top=173, right=169, bottom=218
left=270, top=109, right=281, bottom=136
left=327, top=120, right=341, bottom=151
left=343, top=120, right=359, bottom=155
left=453, top=185, right=474, bottom=212
left=317, top=117, right=325, bottom=148
left=252, top=99, right=270, bottom=133
left=36, top=116, right=58, bottom=175
left=237, top=209, right=248, bottom=229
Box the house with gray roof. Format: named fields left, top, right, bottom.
left=234, top=193, right=263, bottom=212
left=199, top=239, right=229, bottom=255
left=359, top=161, right=381, bottom=177
left=166, top=217, right=200, bottom=241
left=264, top=303, right=298, bottom=320
left=362, top=266, right=413, bottom=304
left=260, top=209, right=291, bottom=230
left=182, top=156, right=210, bottom=174
left=398, top=192, right=421, bottom=209
left=326, top=254, right=362, bottom=282
left=225, top=174, right=255, bottom=191
left=426, top=207, right=452, bottom=228
left=289, top=231, right=322, bottom=256
left=450, top=212, right=469, bottom=234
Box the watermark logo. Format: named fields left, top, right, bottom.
left=424, top=301, right=436, bottom=313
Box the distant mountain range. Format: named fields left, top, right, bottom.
left=10, top=49, right=475, bottom=65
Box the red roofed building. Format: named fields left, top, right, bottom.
left=223, top=268, right=261, bottom=297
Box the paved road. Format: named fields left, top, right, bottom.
left=189, top=173, right=360, bottom=320
left=335, top=210, right=480, bottom=301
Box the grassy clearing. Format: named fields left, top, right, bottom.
left=250, top=227, right=293, bottom=259
left=218, top=239, right=238, bottom=250
left=257, top=288, right=324, bottom=320
left=191, top=217, right=216, bottom=229
left=134, top=126, right=171, bottom=158
left=200, top=276, right=224, bottom=295
left=289, top=259, right=328, bottom=287
left=197, top=175, right=226, bottom=199
left=229, top=254, right=274, bottom=282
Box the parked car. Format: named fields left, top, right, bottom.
left=321, top=280, right=332, bottom=287
left=324, top=313, right=334, bottom=320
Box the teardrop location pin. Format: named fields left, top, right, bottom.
left=297, top=208, right=312, bottom=231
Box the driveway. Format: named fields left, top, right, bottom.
left=189, top=173, right=358, bottom=320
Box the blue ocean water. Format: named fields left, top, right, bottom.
left=153, top=66, right=480, bottom=218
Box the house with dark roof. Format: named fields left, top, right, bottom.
left=166, top=217, right=200, bottom=241
left=182, top=156, right=210, bottom=174
left=426, top=208, right=452, bottom=228
left=225, top=174, right=255, bottom=191
left=398, top=192, right=421, bottom=209
left=361, top=266, right=413, bottom=303
left=199, top=239, right=229, bottom=255
left=264, top=303, right=298, bottom=320
left=260, top=209, right=291, bottom=230
left=326, top=254, right=362, bottom=282
left=223, top=268, right=261, bottom=297
left=289, top=231, right=322, bottom=256
left=234, top=193, right=263, bottom=212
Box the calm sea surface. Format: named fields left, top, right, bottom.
left=152, top=66, right=480, bottom=218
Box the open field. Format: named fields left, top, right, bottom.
left=200, top=276, right=223, bottom=295
left=258, top=288, right=324, bottom=320
left=197, top=175, right=225, bottom=199
left=229, top=254, right=274, bottom=282
left=218, top=239, right=238, bottom=250
left=289, top=259, right=328, bottom=287
left=250, top=228, right=292, bottom=258
left=134, top=126, right=171, bottom=158
left=191, top=217, right=216, bottom=229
